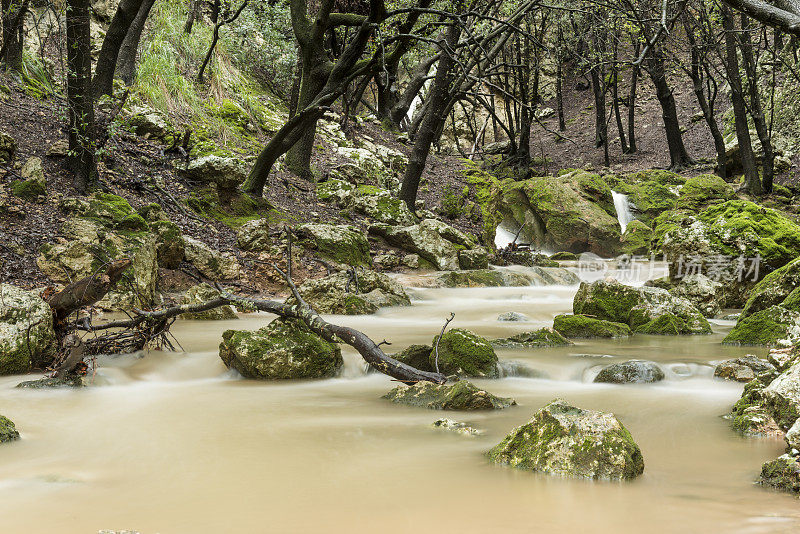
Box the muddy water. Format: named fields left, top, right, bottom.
left=1, top=265, right=799, bottom=533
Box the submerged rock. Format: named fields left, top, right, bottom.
left=432, top=418, right=483, bottom=436
left=295, top=223, right=371, bottom=267
left=0, top=284, right=57, bottom=375
left=289, top=270, right=410, bottom=315
left=594, top=360, right=665, bottom=384
left=219, top=318, right=342, bottom=379
left=492, top=328, right=571, bottom=348
left=573, top=280, right=711, bottom=335
left=553, top=314, right=632, bottom=339
left=487, top=399, right=644, bottom=480
left=498, top=311, right=530, bottom=322
left=16, top=375, right=84, bottom=389
left=497, top=360, right=547, bottom=378
left=714, top=356, right=775, bottom=383
left=432, top=328, right=499, bottom=378
left=759, top=455, right=800, bottom=494
left=180, top=283, right=237, bottom=320
left=383, top=381, right=516, bottom=410
left=0, top=415, right=20, bottom=443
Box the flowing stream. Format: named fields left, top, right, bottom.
left=0, top=264, right=798, bottom=533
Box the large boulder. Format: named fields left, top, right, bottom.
left=295, top=223, right=371, bottom=267
left=178, top=155, right=248, bottom=189
left=553, top=314, right=632, bottom=338
left=383, top=381, right=515, bottom=410
left=219, top=318, right=342, bottom=379
left=180, top=283, right=238, bottom=320
left=183, top=236, right=241, bottom=280
left=288, top=270, right=409, bottom=315
left=370, top=219, right=474, bottom=271
left=487, top=399, right=644, bottom=480
left=0, top=284, right=56, bottom=375
left=432, top=328, right=499, bottom=378
left=0, top=415, right=20, bottom=443
left=714, top=356, right=775, bottom=383
left=150, top=220, right=185, bottom=269
left=670, top=273, right=723, bottom=318
left=594, top=360, right=665, bottom=384
left=318, top=180, right=416, bottom=225
left=573, top=280, right=711, bottom=335
left=609, top=169, right=684, bottom=227
left=125, top=105, right=173, bottom=139
left=762, top=361, right=800, bottom=429
left=236, top=219, right=271, bottom=253
left=741, top=257, right=800, bottom=319
left=424, top=266, right=579, bottom=288
left=489, top=170, right=622, bottom=256
left=722, top=306, right=800, bottom=347
left=38, top=194, right=159, bottom=309
left=620, top=220, right=653, bottom=256
left=759, top=455, right=800, bottom=494
left=729, top=377, right=782, bottom=436
left=11, top=157, right=47, bottom=200
left=674, top=174, right=735, bottom=211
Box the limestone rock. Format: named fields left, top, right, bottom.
left=670, top=273, right=723, bottom=318
left=432, top=328, right=499, bottom=378
left=741, top=257, right=800, bottom=319
left=183, top=236, right=241, bottom=280
left=553, top=314, right=632, bottom=338
left=0, top=284, right=56, bottom=375
left=179, top=155, right=248, bottom=189
left=181, top=283, right=237, bottom=320
left=492, top=328, right=571, bottom=348
left=759, top=455, right=800, bottom=494
left=0, top=130, right=15, bottom=163
left=723, top=306, right=800, bottom=347
left=762, top=362, right=800, bottom=429
left=126, top=105, right=172, bottom=139
left=0, top=415, right=20, bottom=443
left=498, top=312, right=530, bottom=322
left=288, top=270, right=409, bottom=315
left=219, top=318, right=342, bottom=379
left=714, top=356, right=775, bottom=383
left=458, top=247, right=489, bottom=270
left=383, top=381, right=515, bottom=410
left=593, top=360, right=665, bottom=384
left=236, top=219, right=271, bottom=253
left=392, top=344, right=433, bottom=372
left=151, top=220, right=184, bottom=268
left=487, top=399, right=644, bottom=480
left=295, top=223, right=371, bottom=267
left=432, top=419, right=483, bottom=436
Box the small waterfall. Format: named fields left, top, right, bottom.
left=611, top=190, right=634, bottom=233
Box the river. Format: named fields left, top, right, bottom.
left=0, top=263, right=798, bottom=533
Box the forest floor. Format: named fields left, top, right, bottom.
left=0, top=65, right=795, bottom=293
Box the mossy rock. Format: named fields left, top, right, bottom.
left=151, top=220, right=184, bottom=269
left=181, top=283, right=238, bottom=320
left=760, top=455, right=800, bottom=494
left=553, top=314, right=632, bottom=338
left=741, top=257, right=800, bottom=319
left=288, top=270, right=410, bottom=315
left=0, top=284, right=57, bottom=375
left=620, top=220, right=653, bottom=256
left=550, top=251, right=578, bottom=261
left=594, top=360, right=665, bottom=384
left=10, top=178, right=45, bottom=200
left=714, top=356, right=775, bottom=383
left=0, top=415, right=20, bottom=443
left=762, top=362, right=800, bottom=430
left=492, top=328, right=571, bottom=348
left=634, top=313, right=694, bottom=335
left=236, top=219, right=271, bottom=252
left=432, top=269, right=531, bottom=288
left=487, top=399, right=644, bottom=480
left=723, top=306, right=800, bottom=347
left=431, top=328, right=499, bottom=378
left=295, top=223, right=371, bottom=267
left=675, top=174, right=735, bottom=211
left=219, top=318, right=342, bottom=379
left=0, top=130, right=16, bottom=163
left=614, top=180, right=679, bottom=227
left=392, top=345, right=433, bottom=372
left=60, top=193, right=149, bottom=233
left=383, top=380, right=515, bottom=410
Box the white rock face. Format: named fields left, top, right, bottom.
left=0, top=284, right=56, bottom=374
left=183, top=237, right=241, bottom=280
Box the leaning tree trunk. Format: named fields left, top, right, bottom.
left=283, top=55, right=329, bottom=180
left=647, top=51, right=693, bottom=170
left=722, top=4, right=762, bottom=194
left=398, top=21, right=460, bottom=211
left=66, top=0, right=97, bottom=193
left=93, top=0, right=146, bottom=98
left=115, top=0, right=156, bottom=86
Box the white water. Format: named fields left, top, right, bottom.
left=611, top=190, right=635, bottom=233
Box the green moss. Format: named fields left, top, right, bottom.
left=760, top=455, right=800, bottom=494
left=492, top=328, right=571, bottom=348
left=634, top=313, right=692, bottom=335
left=431, top=328, right=499, bottom=378
left=553, top=314, right=632, bottom=338
left=620, top=220, right=653, bottom=256
left=624, top=169, right=685, bottom=185
left=549, top=251, right=578, bottom=261
left=741, top=257, right=800, bottom=318
left=383, top=381, right=516, bottom=410
left=676, top=174, right=735, bottom=211
left=10, top=179, right=45, bottom=199
left=573, top=281, right=641, bottom=324
left=723, top=306, right=800, bottom=346
left=0, top=415, right=20, bottom=443
left=151, top=220, right=185, bottom=268
left=185, top=187, right=276, bottom=228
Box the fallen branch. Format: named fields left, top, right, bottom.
left=46, top=259, right=132, bottom=323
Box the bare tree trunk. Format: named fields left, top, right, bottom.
left=627, top=41, right=640, bottom=153
left=0, top=0, right=29, bottom=70
left=66, top=0, right=98, bottom=193
left=93, top=0, right=146, bottom=98
left=399, top=21, right=460, bottom=211
left=646, top=50, right=692, bottom=170
left=722, top=4, right=762, bottom=194
left=184, top=0, right=200, bottom=33
left=115, top=0, right=156, bottom=86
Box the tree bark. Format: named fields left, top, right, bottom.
left=115, top=0, right=156, bottom=86
left=646, top=50, right=692, bottom=170
left=722, top=0, right=800, bottom=36
left=722, top=4, right=762, bottom=194
left=66, top=0, right=98, bottom=193
left=93, top=0, right=146, bottom=98
left=0, top=0, right=29, bottom=70
left=47, top=259, right=132, bottom=323
left=399, top=21, right=460, bottom=211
